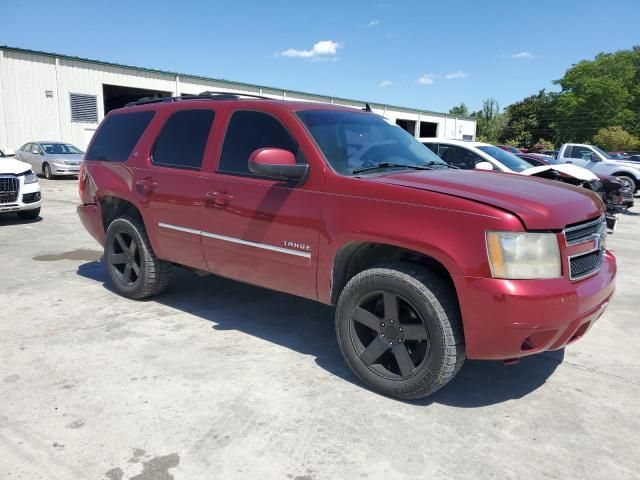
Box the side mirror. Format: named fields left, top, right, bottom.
left=475, top=161, right=494, bottom=171
left=249, top=148, right=309, bottom=181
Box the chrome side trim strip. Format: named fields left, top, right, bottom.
left=201, top=231, right=311, bottom=258
left=158, top=222, right=311, bottom=259
left=158, top=222, right=202, bottom=236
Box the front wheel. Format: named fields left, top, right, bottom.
left=615, top=175, right=636, bottom=194
left=104, top=216, right=172, bottom=299
left=335, top=262, right=465, bottom=400
left=43, top=163, right=54, bottom=180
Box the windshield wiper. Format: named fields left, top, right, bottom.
left=422, top=160, right=459, bottom=169
left=352, top=162, right=435, bottom=174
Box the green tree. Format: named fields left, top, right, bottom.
left=552, top=47, right=640, bottom=143
left=592, top=126, right=640, bottom=150
left=472, top=98, right=507, bottom=143
left=449, top=103, right=469, bottom=116
left=501, top=90, right=556, bottom=148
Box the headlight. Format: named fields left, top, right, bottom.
left=486, top=231, right=561, bottom=279
left=24, top=171, right=38, bottom=184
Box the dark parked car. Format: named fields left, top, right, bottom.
left=517, top=153, right=634, bottom=215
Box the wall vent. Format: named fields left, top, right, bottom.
left=70, top=93, right=98, bottom=123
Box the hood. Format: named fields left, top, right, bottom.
left=46, top=153, right=84, bottom=163
left=367, top=169, right=603, bottom=230
left=605, top=160, right=640, bottom=171
left=522, top=164, right=599, bottom=181
left=0, top=157, right=32, bottom=175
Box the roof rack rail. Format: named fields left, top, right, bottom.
left=125, top=90, right=270, bottom=107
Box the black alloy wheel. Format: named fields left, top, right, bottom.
left=108, top=232, right=141, bottom=287
left=350, top=290, right=430, bottom=379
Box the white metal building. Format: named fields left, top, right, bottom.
left=0, top=46, right=476, bottom=151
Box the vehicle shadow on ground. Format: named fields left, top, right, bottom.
left=77, top=262, right=563, bottom=408
left=0, top=213, right=42, bottom=225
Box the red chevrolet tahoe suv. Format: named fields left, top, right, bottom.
left=77, top=92, right=616, bottom=399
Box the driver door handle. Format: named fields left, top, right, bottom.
left=205, top=191, right=234, bottom=208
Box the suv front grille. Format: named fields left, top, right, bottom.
left=564, top=216, right=607, bottom=281
left=570, top=250, right=604, bottom=279
left=564, top=216, right=606, bottom=245
left=0, top=176, right=19, bottom=204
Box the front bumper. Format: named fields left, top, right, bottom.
left=452, top=251, right=616, bottom=360
left=0, top=177, right=42, bottom=213
left=51, top=163, right=81, bottom=176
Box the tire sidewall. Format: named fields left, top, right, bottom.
left=104, top=218, right=148, bottom=297
left=336, top=269, right=449, bottom=398
left=43, top=163, right=52, bottom=179
left=616, top=175, right=636, bottom=193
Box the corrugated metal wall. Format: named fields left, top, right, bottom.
left=0, top=48, right=476, bottom=151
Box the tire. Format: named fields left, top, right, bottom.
left=614, top=175, right=636, bottom=194
left=335, top=262, right=465, bottom=400
left=17, top=207, right=40, bottom=220
left=43, top=163, right=54, bottom=180
left=104, top=216, right=172, bottom=299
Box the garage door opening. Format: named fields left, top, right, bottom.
left=103, top=84, right=172, bottom=114
left=419, top=121, right=438, bottom=138
left=396, top=119, right=416, bottom=135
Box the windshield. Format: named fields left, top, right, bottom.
left=591, top=146, right=613, bottom=159
left=477, top=146, right=534, bottom=172
left=296, top=110, right=446, bottom=175
left=41, top=143, right=83, bottom=155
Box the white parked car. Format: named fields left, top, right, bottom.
left=0, top=155, right=42, bottom=219
left=556, top=143, right=640, bottom=193
left=421, top=139, right=600, bottom=182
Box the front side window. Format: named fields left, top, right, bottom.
left=219, top=111, right=303, bottom=175
left=438, top=144, right=488, bottom=170
left=591, top=146, right=612, bottom=160
left=477, top=146, right=533, bottom=172
left=569, top=146, right=596, bottom=160
left=152, top=109, right=215, bottom=170
left=86, top=111, right=155, bottom=162
left=41, top=143, right=83, bottom=155
left=297, top=110, right=445, bottom=175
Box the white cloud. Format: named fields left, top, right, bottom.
left=511, top=51, right=536, bottom=59
left=445, top=70, right=468, bottom=79
left=417, top=74, right=437, bottom=85
left=277, top=40, right=341, bottom=59
left=379, top=80, right=393, bottom=87
left=368, top=19, right=380, bottom=27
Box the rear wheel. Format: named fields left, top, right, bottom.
left=335, top=262, right=465, bottom=400
left=104, top=216, right=172, bottom=299
left=17, top=208, right=40, bottom=220
left=43, top=163, right=54, bottom=180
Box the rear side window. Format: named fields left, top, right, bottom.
left=218, top=111, right=303, bottom=175
left=152, top=109, right=215, bottom=170
left=86, top=111, right=155, bottom=162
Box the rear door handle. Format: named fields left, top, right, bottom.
left=136, top=178, right=158, bottom=194
left=205, top=191, right=234, bottom=208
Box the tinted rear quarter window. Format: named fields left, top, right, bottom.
left=86, top=111, right=155, bottom=162
left=219, top=111, right=302, bottom=175
left=152, top=109, right=215, bottom=170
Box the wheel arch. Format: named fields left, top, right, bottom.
left=611, top=171, right=638, bottom=192
left=100, top=196, right=144, bottom=232
left=330, top=241, right=458, bottom=306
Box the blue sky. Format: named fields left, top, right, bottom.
left=1, top=0, right=639, bottom=113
